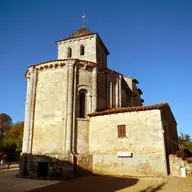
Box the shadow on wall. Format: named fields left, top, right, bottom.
left=20, top=154, right=166, bottom=192
left=19, top=154, right=139, bottom=192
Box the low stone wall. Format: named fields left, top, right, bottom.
left=19, top=153, right=93, bottom=179
left=169, top=155, right=192, bottom=177
left=20, top=154, right=75, bottom=179
left=20, top=153, right=181, bottom=179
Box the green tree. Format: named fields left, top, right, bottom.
left=178, top=133, right=192, bottom=150
left=0, top=113, right=13, bottom=151
left=3, top=121, right=24, bottom=153
left=0, top=113, right=13, bottom=136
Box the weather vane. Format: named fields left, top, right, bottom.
left=82, top=12, right=87, bottom=27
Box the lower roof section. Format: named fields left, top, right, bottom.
left=88, top=102, right=170, bottom=117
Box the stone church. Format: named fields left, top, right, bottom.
left=20, top=27, right=179, bottom=179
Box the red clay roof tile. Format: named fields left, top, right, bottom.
left=62, top=27, right=94, bottom=41
left=87, top=103, right=168, bottom=117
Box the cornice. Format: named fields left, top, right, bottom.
left=56, top=34, right=96, bottom=44
left=25, top=59, right=123, bottom=79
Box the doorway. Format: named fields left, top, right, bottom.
left=37, top=162, right=48, bottom=177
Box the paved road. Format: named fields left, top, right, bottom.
left=0, top=169, right=192, bottom=192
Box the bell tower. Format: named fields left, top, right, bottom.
left=56, top=15, right=110, bottom=67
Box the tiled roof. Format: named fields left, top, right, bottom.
left=57, top=27, right=95, bottom=42
left=88, top=103, right=169, bottom=117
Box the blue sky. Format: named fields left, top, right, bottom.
left=0, top=0, right=192, bottom=136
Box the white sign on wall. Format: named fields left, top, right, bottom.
left=116, top=151, right=132, bottom=157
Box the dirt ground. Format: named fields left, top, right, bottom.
left=0, top=169, right=192, bottom=192
left=0, top=163, right=19, bottom=171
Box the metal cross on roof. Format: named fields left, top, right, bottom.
left=82, top=12, right=87, bottom=27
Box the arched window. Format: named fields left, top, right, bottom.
left=79, top=91, right=86, bottom=118
left=80, top=45, right=85, bottom=56
left=67, top=47, right=72, bottom=58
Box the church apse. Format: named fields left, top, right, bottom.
left=32, top=65, right=68, bottom=154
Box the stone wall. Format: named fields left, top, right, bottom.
left=89, top=109, right=167, bottom=177
left=76, top=118, right=89, bottom=154
left=76, top=68, right=93, bottom=116
left=78, top=68, right=92, bottom=86
left=75, top=154, right=93, bottom=176
left=92, top=154, right=165, bottom=177
left=123, top=76, right=143, bottom=106
left=19, top=154, right=93, bottom=179
left=57, top=35, right=97, bottom=62
left=96, top=71, right=133, bottom=111
left=161, top=106, right=179, bottom=155
left=121, top=82, right=132, bottom=107
left=19, top=154, right=75, bottom=179
left=97, top=70, right=108, bottom=111
left=96, top=39, right=108, bottom=67
left=169, top=155, right=192, bottom=177
left=32, top=67, right=67, bottom=154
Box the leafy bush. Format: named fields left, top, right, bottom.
left=183, top=148, right=192, bottom=157
left=2, top=121, right=24, bottom=153
left=176, top=148, right=192, bottom=160
left=176, top=150, right=182, bottom=157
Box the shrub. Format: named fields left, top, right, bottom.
left=176, top=150, right=182, bottom=157
left=183, top=148, right=192, bottom=158
left=176, top=148, right=192, bottom=160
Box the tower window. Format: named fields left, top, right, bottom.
left=80, top=45, right=85, bottom=55
left=79, top=91, right=86, bottom=118
left=67, top=47, right=72, bottom=58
